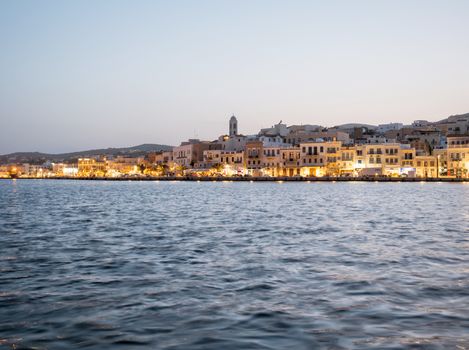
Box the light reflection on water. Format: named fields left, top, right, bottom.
left=0, top=180, right=468, bottom=350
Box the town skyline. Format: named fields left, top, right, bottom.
left=2, top=112, right=468, bottom=179
left=2, top=111, right=468, bottom=155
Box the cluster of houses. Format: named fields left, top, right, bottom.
left=2, top=114, right=469, bottom=179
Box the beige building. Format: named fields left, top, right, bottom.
left=261, top=147, right=283, bottom=176
left=338, top=147, right=356, bottom=175
left=347, top=144, right=416, bottom=176
left=299, top=141, right=342, bottom=177
left=286, top=130, right=350, bottom=145
left=445, top=135, right=469, bottom=177
left=415, top=156, right=438, bottom=178
left=78, top=158, right=107, bottom=177
left=245, top=141, right=264, bottom=176
left=173, top=140, right=219, bottom=170
left=199, top=149, right=244, bottom=175
left=51, top=163, right=78, bottom=177
left=107, top=157, right=142, bottom=176
left=280, top=147, right=301, bottom=176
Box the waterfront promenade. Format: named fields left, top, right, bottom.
left=5, top=176, right=468, bottom=182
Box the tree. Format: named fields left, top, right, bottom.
left=211, top=163, right=223, bottom=174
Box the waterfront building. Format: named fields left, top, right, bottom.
left=172, top=139, right=220, bottom=171
left=0, top=164, right=24, bottom=178
left=63, top=165, right=78, bottom=177
left=150, top=151, right=175, bottom=175
left=338, top=146, right=356, bottom=176
left=162, top=151, right=174, bottom=167
left=299, top=141, right=342, bottom=177
left=353, top=143, right=416, bottom=177
left=445, top=135, right=469, bottom=177
left=78, top=158, right=107, bottom=177
left=261, top=147, right=283, bottom=177
left=107, top=157, right=142, bottom=177
left=245, top=141, right=264, bottom=176
left=198, top=149, right=244, bottom=176
left=415, top=155, right=438, bottom=178
left=219, top=150, right=245, bottom=176
left=280, top=147, right=301, bottom=177
left=21, top=163, right=51, bottom=177
left=0, top=165, right=10, bottom=178
left=52, top=163, right=78, bottom=177
left=52, top=163, right=65, bottom=176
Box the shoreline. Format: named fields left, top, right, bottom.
left=2, top=176, right=468, bottom=182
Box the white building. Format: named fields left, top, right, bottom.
left=377, top=123, right=403, bottom=134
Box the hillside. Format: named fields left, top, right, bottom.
left=0, top=144, right=173, bottom=164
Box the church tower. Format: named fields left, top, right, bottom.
left=229, top=115, right=238, bottom=136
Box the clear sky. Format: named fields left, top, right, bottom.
left=1, top=0, right=469, bottom=154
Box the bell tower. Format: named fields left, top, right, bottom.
left=229, top=115, right=238, bottom=136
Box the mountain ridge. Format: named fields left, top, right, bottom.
left=0, top=143, right=174, bottom=164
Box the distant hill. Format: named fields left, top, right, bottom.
left=333, top=123, right=377, bottom=130
left=0, top=144, right=173, bottom=164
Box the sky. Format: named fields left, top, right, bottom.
left=1, top=0, right=469, bottom=154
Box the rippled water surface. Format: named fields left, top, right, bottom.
left=1, top=180, right=469, bottom=349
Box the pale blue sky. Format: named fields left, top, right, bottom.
left=1, top=0, right=468, bottom=153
